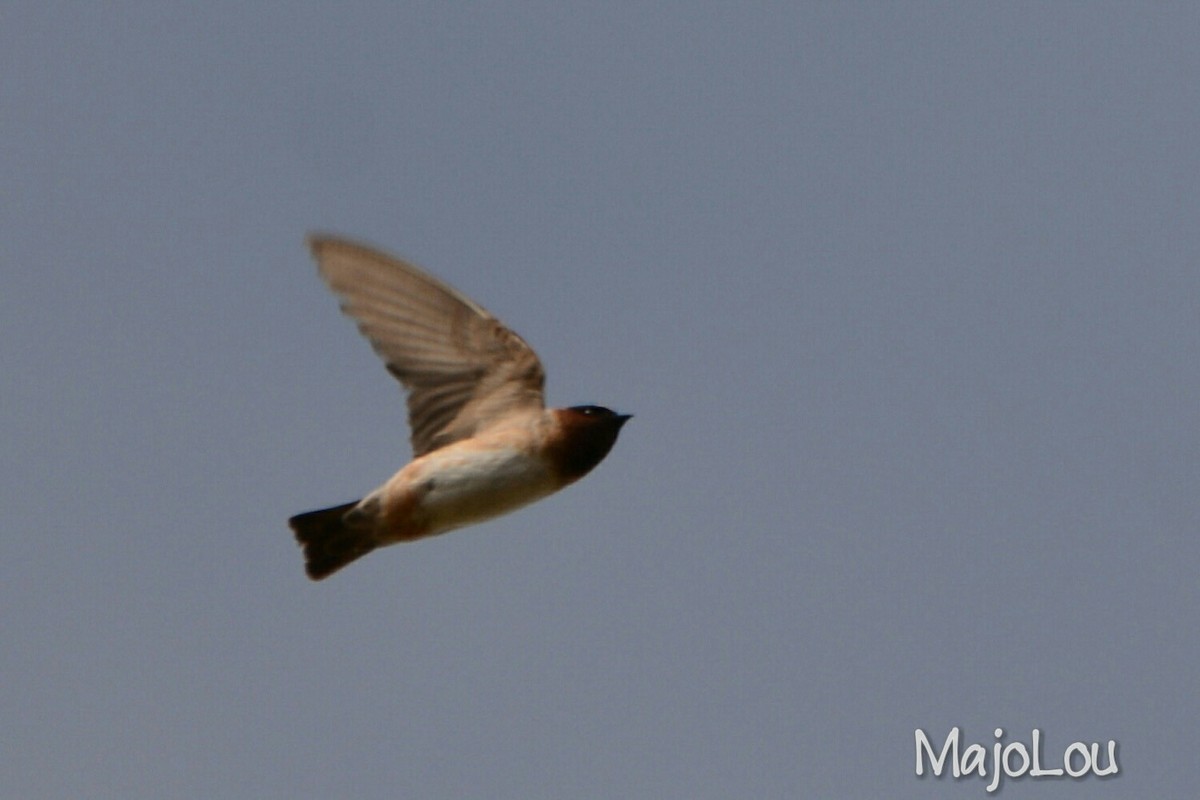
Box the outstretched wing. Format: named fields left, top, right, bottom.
left=309, top=236, right=545, bottom=456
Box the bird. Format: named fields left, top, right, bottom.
left=289, top=236, right=631, bottom=580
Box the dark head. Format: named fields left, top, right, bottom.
left=549, top=405, right=632, bottom=483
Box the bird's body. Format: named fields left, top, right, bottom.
left=290, top=237, right=629, bottom=580
left=372, top=411, right=565, bottom=545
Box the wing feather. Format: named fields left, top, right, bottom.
left=308, top=236, right=545, bottom=456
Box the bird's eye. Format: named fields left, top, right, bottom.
left=571, top=405, right=609, bottom=417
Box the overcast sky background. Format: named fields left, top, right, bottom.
left=3, top=4, right=1198, bottom=798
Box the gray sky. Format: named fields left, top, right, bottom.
left=3, top=4, right=1197, bottom=798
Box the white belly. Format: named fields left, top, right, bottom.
left=402, top=445, right=558, bottom=533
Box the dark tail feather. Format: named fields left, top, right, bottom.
left=289, top=500, right=375, bottom=580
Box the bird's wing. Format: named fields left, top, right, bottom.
left=309, top=236, right=546, bottom=456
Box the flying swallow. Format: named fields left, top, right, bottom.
left=290, top=236, right=631, bottom=580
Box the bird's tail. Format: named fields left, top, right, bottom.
left=289, top=500, right=375, bottom=580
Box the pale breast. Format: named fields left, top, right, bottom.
left=396, top=442, right=559, bottom=534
